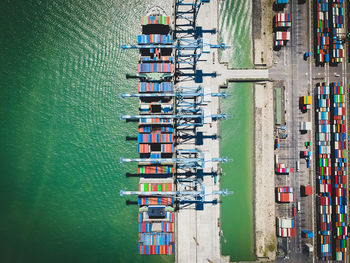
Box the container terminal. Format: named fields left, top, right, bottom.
left=119, top=3, right=232, bottom=257
left=117, top=0, right=350, bottom=261
left=270, top=0, right=349, bottom=261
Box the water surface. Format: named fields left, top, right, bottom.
left=219, top=0, right=255, bottom=261
left=0, top=1, right=172, bottom=262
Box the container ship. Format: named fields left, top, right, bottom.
left=134, top=7, right=175, bottom=256
left=119, top=3, right=231, bottom=257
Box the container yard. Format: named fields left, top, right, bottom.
left=314, top=0, right=345, bottom=64
left=315, top=82, right=347, bottom=261
left=276, top=187, right=295, bottom=203
left=275, top=162, right=294, bottom=174
left=274, top=31, right=291, bottom=48
left=274, top=13, right=292, bottom=28
left=277, top=217, right=295, bottom=237
left=273, top=4, right=291, bottom=49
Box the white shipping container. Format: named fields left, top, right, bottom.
left=320, top=184, right=325, bottom=193
left=317, top=132, right=331, bottom=142
left=278, top=228, right=293, bottom=237
left=320, top=184, right=330, bottom=193
left=320, top=205, right=332, bottom=214
left=321, top=244, right=330, bottom=253
left=300, top=122, right=312, bottom=131
left=320, top=146, right=331, bottom=154
left=278, top=218, right=293, bottom=228
left=319, top=12, right=324, bottom=20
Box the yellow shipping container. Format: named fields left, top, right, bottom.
left=303, top=96, right=312, bottom=105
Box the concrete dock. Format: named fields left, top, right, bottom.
left=173, top=0, right=275, bottom=262
left=174, top=0, right=269, bottom=262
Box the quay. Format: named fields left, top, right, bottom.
left=119, top=0, right=273, bottom=261
left=119, top=0, right=235, bottom=259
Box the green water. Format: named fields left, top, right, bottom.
left=0, top=0, right=254, bottom=262
left=0, top=1, right=172, bottom=262
left=219, top=0, right=252, bottom=68
left=220, top=83, right=255, bottom=262
left=219, top=0, right=255, bottom=261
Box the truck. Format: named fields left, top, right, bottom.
left=300, top=122, right=312, bottom=131
left=302, top=230, right=314, bottom=238
left=306, top=158, right=310, bottom=168
left=300, top=96, right=312, bottom=112
left=301, top=185, right=312, bottom=196
left=275, top=138, right=280, bottom=149
left=304, top=51, right=311, bottom=60
left=275, top=0, right=289, bottom=5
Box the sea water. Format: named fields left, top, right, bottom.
left=0, top=1, right=172, bottom=262
left=0, top=0, right=255, bottom=262
left=219, top=0, right=256, bottom=261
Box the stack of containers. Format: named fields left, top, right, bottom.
left=274, top=13, right=292, bottom=28
left=275, top=163, right=293, bottom=174
left=273, top=0, right=290, bottom=48
left=315, top=83, right=332, bottom=261
left=139, top=56, right=174, bottom=63
left=330, top=0, right=344, bottom=63
left=138, top=34, right=173, bottom=44
left=137, top=133, right=174, bottom=143
left=136, top=15, right=175, bottom=256
left=138, top=210, right=175, bottom=255
left=274, top=31, right=291, bottom=47
left=138, top=183, right=174, bottom=205
left=331, top=82, right=347, bottom=260
left=276, top=187, right=294, bottom=203
left=138, top=62, right=173, bottom=73
left=138, top=82, right=173, bottom=93
left=277, top=218, right=295, bottom=237
left=138, top=165, right=173, bottom=175
left=142, top=16, right=170, bottom=26
left=315, top=0, right=330, bottom=63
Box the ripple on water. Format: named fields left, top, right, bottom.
left=0, top=0, right=174, bottom=262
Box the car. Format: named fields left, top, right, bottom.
left=335, top=73, right=340, bottom=77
